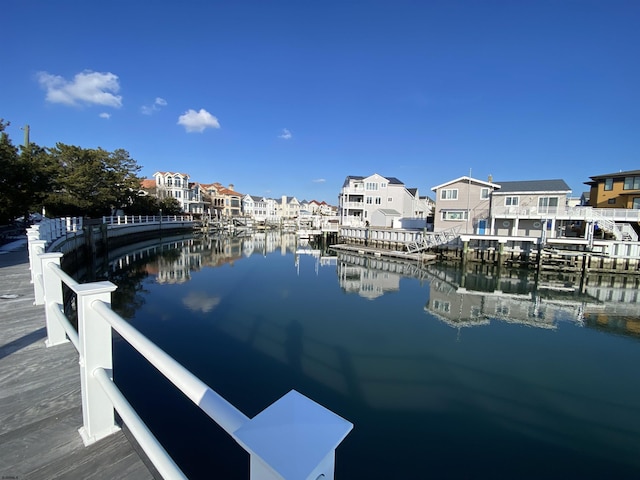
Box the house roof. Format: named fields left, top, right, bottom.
left=431, top=176, right=500, bottom=191
left=153, top=171, right=190, bottom=177
left=584, top=170, right=640, bottom=185
left=140, top=179, right=156, bottom=189
left=343, top=174, right=404, bottom=187
left=492, top=179, right=571, bottom=194
left=407, top=188, right=418, bottom=197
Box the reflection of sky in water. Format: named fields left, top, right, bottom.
left=110, top=236, right=640, bottom=479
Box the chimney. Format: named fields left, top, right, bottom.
left=488, top=174, right=493, bottom=183
left=228, top=183, right=235, bottom=191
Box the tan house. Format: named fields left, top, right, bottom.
left=431, top=176, right=500, bottom=234
left=202, top=183, right=243, bottom=218
left=585, top=170, right=640, bottom=209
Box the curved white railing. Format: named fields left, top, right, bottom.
left=27, top=223, right=353, bottom=480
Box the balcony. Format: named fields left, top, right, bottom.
left=492, top=206, right=640, bottom=222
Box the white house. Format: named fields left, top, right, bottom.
left=339, top=174, right=429, bottom=227
left=153, top=171, right=206, bottom=214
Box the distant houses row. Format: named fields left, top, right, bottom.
left=143, top=169, right=640, bottom=241
left=141, top=171, right=335, bottom=222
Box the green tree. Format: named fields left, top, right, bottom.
left=45, top=144, right=142, bottom=217
left=0, top=120, right=21, bottom=223
left=0, top=121, right=55, bottom=223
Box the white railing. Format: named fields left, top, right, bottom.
left=27, top=227, right=352, bottom=480
left=102, top=215, right=193, bottom=225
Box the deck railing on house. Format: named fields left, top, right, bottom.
left=26, top=221, right=353, bottom=480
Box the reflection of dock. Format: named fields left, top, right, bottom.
left=330, top=243, right=437, bottom=263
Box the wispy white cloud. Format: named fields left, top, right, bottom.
left=312, top=178, right=326, bottom=183
left=141, top=97, right=168, bottom=115
left=278, top=128, right=292, bottom=140
left=37, top=70, right=122, bottom=107
left=177, top=108, right=220, bottom=133
left=99, top=112, right=111, bottom=119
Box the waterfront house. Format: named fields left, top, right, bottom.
left=585, top=170, right=640, bottom=209
left=202, top=183, right=243, bottom=218
left=339, top=174, right=429, bottom=227
left=431, top=176, right=500, bottom=234
left=277, top=196, right=301, bottom=219
left=490, top=179, right=572, bottom=237
left=153, top=171, right=207, bottom=214
left=242, top=195, right=271, bottom=221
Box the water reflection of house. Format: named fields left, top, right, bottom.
left=338, top=262, right=401, bottom=300
left=334, top=251, right=437, bottom=300
left=424, top=273, right=586, bottom=331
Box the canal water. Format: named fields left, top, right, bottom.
left=85, top=232, right=640, bottom=479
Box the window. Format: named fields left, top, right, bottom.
left=440, top=189, right=458, bottom=200
left=375, top=197, right=381, bottom=205
left=624, top=176, right=640, bottom=190
left=604, top=178, right=613, bottom=191
left=366, top=196, right=372, bottom=204
left=380, top=183, right=387, bottom=188
left=366, top=182, right=378, bottom=190
left=505, top=196, right=519, bottom=206
left=608, top=198, right=616, bottom=204
left=538, top=197, right=559, bottom=212
left=442, top=210, right=468, bottom=221
left=387, top=197, right=393, bottom=202
left=480, top=188, right=490, bottom=200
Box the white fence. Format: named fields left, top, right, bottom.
left=27, top=220, right=352, bottom=479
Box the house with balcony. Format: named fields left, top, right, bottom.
left=202, top=183, right=243, bottom=218
left=339, top=174, right=429, bottom=227
left=152, top=171, right=206, bottom=214
left=277, top=196, right=301, bottom=219
left=585, top=170, right=640, bottom=210
left=431, top=176, right=500, bottom=234
left=242, top=194, right=276, bottom=222
left=489, top=179, right=572, bottom=237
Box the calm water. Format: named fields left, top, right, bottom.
left=88, top=233, right=640, bottom=479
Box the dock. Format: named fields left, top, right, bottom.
left=0, top=241, right=154, bottom=479
left=330, top=243, right=437, bottom=263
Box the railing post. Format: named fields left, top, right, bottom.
left=235, top=390, right=353, bottom=480
left=39, top=252, right=69, bottom=345
left=29, top=240, right=48, bottom=303
left=73, top=281, right=120, bottom=446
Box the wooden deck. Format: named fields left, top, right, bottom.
left=0, top=241, right=155, bottom=479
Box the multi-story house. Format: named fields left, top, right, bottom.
left=430, top=176, right=499, bottom=234
left=339, top=174, right=428, bottom=227
left=202, top=183, right=243, bottom=218
left=490, top=179, right=572, bottom=237
left=242, top=195, right=270, bottom=221
left=585, top=170, right=640, bottom=209
left=277, top=196, right=301, bottom=219
left=153, top=171, right=206, bottom=214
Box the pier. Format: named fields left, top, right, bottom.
left=2, top=217, right=353, bottom=480
left=0, top=241, right=154, bottom=479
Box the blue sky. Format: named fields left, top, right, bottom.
left=3, top=1, right=639, bottom=204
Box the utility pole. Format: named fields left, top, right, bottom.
left=22, top=124, right=30, bottom=148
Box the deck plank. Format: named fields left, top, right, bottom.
left=0, top=242, right=154, bottom=480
